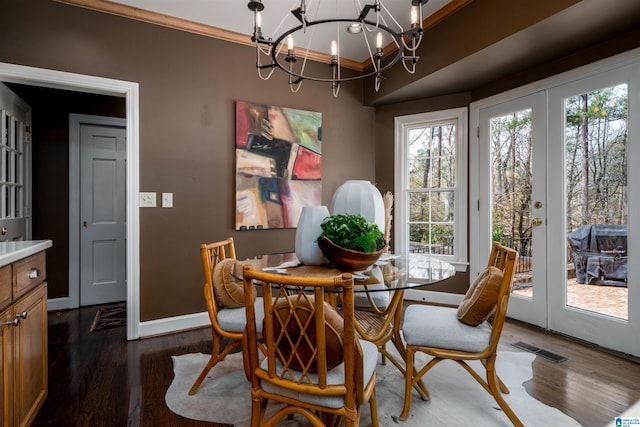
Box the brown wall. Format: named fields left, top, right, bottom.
left=1, top=0, right=375, bottom=321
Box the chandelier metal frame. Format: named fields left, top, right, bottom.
left=248, top=0, right=429, bottom=96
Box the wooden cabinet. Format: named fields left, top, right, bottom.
left=0, top=251, right=48, bottom=427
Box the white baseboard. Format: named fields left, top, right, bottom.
left=404, top=289, right=464, bottom=306
left=138, top=311, right=210, bottom=338
left=47, top=297, right=69, bottom=312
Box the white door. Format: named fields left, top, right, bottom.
left=0, top=83, right=31, bottom=242
left=79, top=119, right=127, bottom=306
left=547, top=64, right=639, bottom=356
left=476, top=92, right=548, bottom=327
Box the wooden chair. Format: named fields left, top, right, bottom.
left=189, top=238, right=263, bottom=395
left=399, top=242, right=522, bottom=426
left=242, top=265, right=379, bottom=427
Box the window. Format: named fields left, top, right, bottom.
left=1, top=83, right=31, bottom=242
left=1, top=111, right=24, bottom=219
left=394, top=108, right=468, bottom=271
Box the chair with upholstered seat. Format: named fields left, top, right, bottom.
left=399, top=242, right=522, bottom=426
left=189, top=238, right=264, bottom=395
left=242, top=265, right=379, bottom=427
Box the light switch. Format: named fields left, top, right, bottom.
left=162, top=192, right=173, bottom=208
left=139, top=192, right=156, bottom=207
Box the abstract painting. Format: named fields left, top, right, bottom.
left=235, top=101, right=322, bottom=230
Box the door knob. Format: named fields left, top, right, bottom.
left=0, top=227, right=6, bottom=235
left=532, top=218, right=543, bottom=226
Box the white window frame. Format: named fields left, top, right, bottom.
left=394, top=107, right=468, bottom=272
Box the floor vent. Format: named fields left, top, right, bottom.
left=511, top=341, right=568, bottom=363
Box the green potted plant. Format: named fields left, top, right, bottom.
left=317, top=214, right=386, bottom=271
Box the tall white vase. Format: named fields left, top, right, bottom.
left=331, top=180, right=385, bottom=232
left=295, top=206, right=330, bottom=265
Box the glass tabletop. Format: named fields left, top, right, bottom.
left=238, top=252, right=455, bottom=292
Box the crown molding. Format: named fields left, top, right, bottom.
left=53, top=0, right=472, bottom=73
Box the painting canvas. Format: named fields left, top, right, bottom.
left=235, top=101, right=322, bottom=230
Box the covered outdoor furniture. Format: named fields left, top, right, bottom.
left=567, top=224, right=627, bottom=286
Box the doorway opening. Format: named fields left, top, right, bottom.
left=0, top=62, right=140, bottom=340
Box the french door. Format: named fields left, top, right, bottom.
left=472, top=50, right=640, bottom=356
left=475, top=92, right=547, bottom=328
left=547, top=65, right=638, bottom=356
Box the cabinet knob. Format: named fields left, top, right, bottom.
left=28, top=268, right=41, bottom=279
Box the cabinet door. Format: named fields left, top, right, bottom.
left=13, top=282, right=47, bottom=427
left=0, top=305, right=14, bottom=427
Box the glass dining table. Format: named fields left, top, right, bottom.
left=237, top=251, right=455, bottom=392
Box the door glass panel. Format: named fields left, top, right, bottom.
left=490, top=109, right=533, bottom=298
left=564, top=84, right=628, bottom=319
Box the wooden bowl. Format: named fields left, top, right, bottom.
left=317, top=236, right=385, bottom=271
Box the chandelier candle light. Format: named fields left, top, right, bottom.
left=248, top=0, right=429, bottom=96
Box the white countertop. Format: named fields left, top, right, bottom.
left=0, top=240, right=53, bottom=267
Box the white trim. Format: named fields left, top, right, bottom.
left=138, top=311, right=210, bottom=337
left=394, top=107, right=468, bottom=271
left=0, top=62, right=141, bottom=340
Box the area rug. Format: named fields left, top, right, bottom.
left=165, top=349, right=582, bottom=426
left=89, top=304, right=126, bottom=332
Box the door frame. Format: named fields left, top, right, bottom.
left=0, top=62, right=141, bottom=340
left=69, top=114, right=127, bottom=308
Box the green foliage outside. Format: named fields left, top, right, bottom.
left=409, top=224, right=453, bottom=246
left=490, top=84, right=627, bottom=245
left=320, top=214, right=386, bottom=253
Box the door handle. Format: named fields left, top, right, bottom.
left=532, top=218, right=544, bottom=226
left=0, top=227, right=6, bottom=235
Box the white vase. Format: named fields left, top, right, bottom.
left=331, top=180, right=385, bottom=232
left=295, top=206, right=330, bottom=265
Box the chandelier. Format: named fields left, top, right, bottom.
left=248, top=0, right=429, bottom=96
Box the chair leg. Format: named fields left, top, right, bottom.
left=481, top=358, right=509, bottom=393
left=399, top=346, right=416, bottom=421
left=485, top=356, right=524, bottom=427
left=189, top=333, right=240, bottom=395
left=250, top=395, right=265, bottom=427
left=188, top=354, right=217, bottom=395
left=369, top=384, right=379, bottom=427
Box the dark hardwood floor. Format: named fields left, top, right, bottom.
left=32, top=303, right=640, bottom=426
